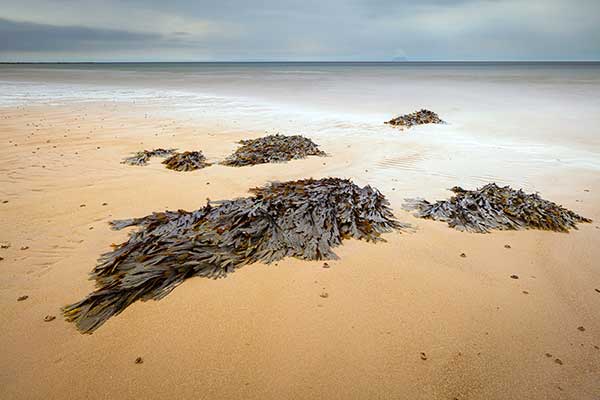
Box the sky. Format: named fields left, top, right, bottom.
left=1, top=0, right=599, bottom=62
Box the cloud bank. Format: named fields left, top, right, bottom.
left=1, top=0, right=599, bottom=61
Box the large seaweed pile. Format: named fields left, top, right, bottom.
left=385, top=109, right=444, bottom=128
left=403, top=183, right=591, bottom=233
left=63, top=178, right=405, bottom=333
left=122, top=148, right=176, bottom=166
left=222, top=134, right=326, bottom=166
left=162, top=151, right=211, bottom=171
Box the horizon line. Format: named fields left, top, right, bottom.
left=1, top=60, right=600, bottom=64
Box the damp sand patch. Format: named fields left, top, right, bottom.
left=63, top=178, right=407, bottom=333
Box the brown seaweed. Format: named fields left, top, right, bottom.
left=162, top=151, right=211, bottom=171
left=403, top=183, right=591, bottom=233
left=122, top=148, right=176, bottom=166
left=63, top=178, right=406, bottom=333
left=221, top=134, right=326, bottom=166
left=385, top=109, right=444, bottom=128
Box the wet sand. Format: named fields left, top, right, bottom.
left=1, top=103, right=599, bottom=399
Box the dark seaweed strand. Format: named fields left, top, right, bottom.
left=385, top=109, right=444, bottom=128
left=403, top=183, right=591, bottom=233
left=162, top=151, right=212, bottom=171
left=121, top=148, right=176, bottom=166
left=63, top=178, right=407, bottom=333
left=221, top=134, right=326, bottom=167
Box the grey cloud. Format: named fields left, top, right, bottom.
left=0, top=18, right=164, bottom=51
left=1, top=0, right=599, bottom=61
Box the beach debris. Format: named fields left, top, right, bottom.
left=385, top=109, right=444, bottom=129
left=1, top=242, right=11, bottom=249
left=595, top=289, right=600, bottom=294
left=221, top=134, right=326, bottom=167
left=403, top=183, right=591, bottom=233
left=122, top=148, right=176, bottom=166
left=510, top=275, right=519, bottom=279
left=135, top=357, right=144, bottom=364
left=17, top=295, right=29, bottom=302
left=62, top=178, right=406, bottom=333
left=44, top=315, right=56, bottom=322
left=162, top=151, right=211, bottom=171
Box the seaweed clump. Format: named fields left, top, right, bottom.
left=162, top=151, right=211, bottom=171
left=403, top=183, right=591, bottom=233
left=122, top=148, right=176, bottom=166
left=385, top=109, right=444, bottom=129
left=222, top=134, right=326, bottom=166
left=63, top=178, right=406, bottom=333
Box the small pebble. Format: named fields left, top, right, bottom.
left=545, top=353, right=553, bottom=358
left=459, top=253, right=466, bottom=258
left=135, top=357, right=143, bottom=364
left=17, top=295, right=29, bottom=302
left=420, top=352, right=427, bottom=360
left=319, top=292, right=329, bottom=298
left=1, top=242, right=11, bottom=249
left=504, top=244, right=511, bottom=249
left=577, top=326, right=586, bottom=332
left=510, top=275, right=519, bottom=279
left=322, top=262, right=330, bottom=269
left=80, top=204, right=86, bottom=207
left=595, top=288, right=600, bottom=293
left=522, top=290, right=529, bottom=294
left=2, top=200, right=8, bottom=204
left=102, top=203, right=108, bottom=206
left=44, top=315, right=56, bottom=322
left=554, top=358, right=563, bottom=365
left=20, top=246, right=29, bottom=250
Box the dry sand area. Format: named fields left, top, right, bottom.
left=1, top=103, right=599, bottom=399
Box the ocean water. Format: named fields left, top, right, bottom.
left=1, top=62, right=599, bottom=194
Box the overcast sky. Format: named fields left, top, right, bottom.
left=1, top=0, right=599, bottom=61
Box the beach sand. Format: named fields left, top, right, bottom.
left=1, top=103, right=599, bottom=399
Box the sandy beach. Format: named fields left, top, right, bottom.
left=1, top=94, right=599, bottom=399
